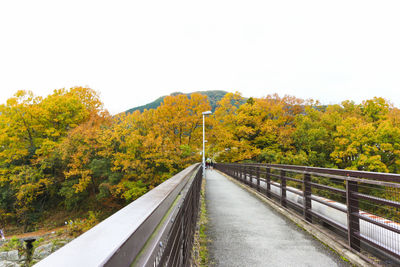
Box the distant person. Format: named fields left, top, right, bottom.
left=0, top=229, right=5, bottom=240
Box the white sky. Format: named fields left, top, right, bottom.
left=1, top=0, right=400, bottom=114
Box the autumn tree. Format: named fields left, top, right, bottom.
left=0, top=87, right=105, bottom=229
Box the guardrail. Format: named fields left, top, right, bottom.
left=215, top=163, right=400, bottom=263
left=35, top=163, right=202, bottom=267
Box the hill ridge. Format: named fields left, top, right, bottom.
left=125, top=90, right=229, bottom=113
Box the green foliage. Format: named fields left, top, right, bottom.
left=32, top=237, right=45, bottom=249
left=121, top=180, right=148, bottom=202
left=125, top=96, right=165, bottom=113
left=59, top=179, right=89, bottom=210
left=65, top=211, right=100, bottom=237
left=0, top=236, right=22, bottom=252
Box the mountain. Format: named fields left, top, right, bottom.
left=125, top=90, right=229, bottom=114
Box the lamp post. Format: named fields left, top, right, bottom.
left=202, top=110, right=212, bottom=177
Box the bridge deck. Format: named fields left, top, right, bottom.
left=205, top=169, right=350, bottom=267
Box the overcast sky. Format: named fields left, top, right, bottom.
left=1, top=0, right=399, bottom=114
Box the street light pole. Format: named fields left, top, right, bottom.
left=202, top=110, right=212, bottom=177
left=203, top=114, right=205, bottom=176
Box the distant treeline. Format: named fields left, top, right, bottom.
left=1, top=88, right=399, bottom=231
left=211, top=93, right=400, bottom=174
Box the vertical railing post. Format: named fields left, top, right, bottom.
left=235, top=164, right=239, bottom=180
left=266, top=167, right=271, bottom=198
left=242, top=165, right=245, bottom=183
left=346, top=179, right=360, bottom=252
left=236, top=165, right=238, bottom=179
left=248, top=165, right=250, bottom=185
left=249, top=166, right=253, bottom=188
left=280, top=170, right=287, bottom=207
left=303, top=173, right=312, bottom=223
left=252, top=166, right=255, bottom=188
left=242, top=165, right=245, bottom=184
left=245, top=165, right=249, bottom=185
left=256, top=166, right=260, bottom=192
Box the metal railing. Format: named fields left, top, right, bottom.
left=35, top=163, right=202, bottom=267
left=216, top=163, right=400, bottom=263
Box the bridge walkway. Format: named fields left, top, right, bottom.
left=205, top=169, right=350, bottom=267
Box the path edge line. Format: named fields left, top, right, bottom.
left=215, top=170, right=378, bottom=267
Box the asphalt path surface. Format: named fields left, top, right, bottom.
left=205, top=169, right=350, bottom=267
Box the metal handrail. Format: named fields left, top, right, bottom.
left=35, top=163, right=202, bottom=267
left=216, top=163, right=400, bottom=264
left=242, top=162, right=400, bottom=182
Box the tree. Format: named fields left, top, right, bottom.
left=0, top=87, right=107, bottom=230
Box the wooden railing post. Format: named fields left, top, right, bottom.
left=303, top=173, right=312, bottom=223
left=256, top=166, right=260, bottom=192
left=280, top=170, right=287, bottom=207
left=266, top=168, right=271, bottom=198
left=346, top=179, right=360, bottom=252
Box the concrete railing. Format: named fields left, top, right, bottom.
left=35, top=163, right=202, bottom=267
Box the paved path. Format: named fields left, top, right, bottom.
left=205, top=169, right=350, bottom=267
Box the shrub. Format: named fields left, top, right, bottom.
left=65, top=211, right=100, bottom=237
left=0, top=236, right=23, bottom=252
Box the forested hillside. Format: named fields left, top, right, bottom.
left=125, top=90, right=229, bottom=113
left=1, top=88, right=399, bottom=234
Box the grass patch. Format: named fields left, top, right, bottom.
left=0, top=236, right=23, bottom=252
left=192, top=178, right=209, bottom=267
left=340, top=255, right=350, bottom=262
